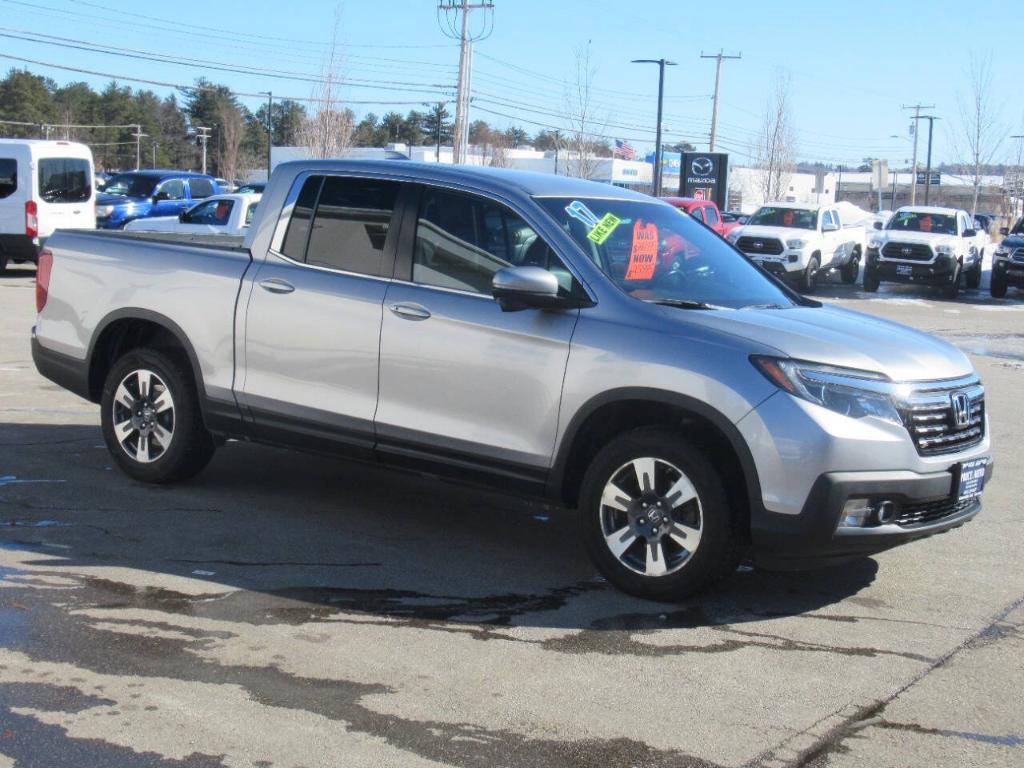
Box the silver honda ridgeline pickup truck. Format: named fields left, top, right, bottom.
left=32, top=161, right=992, bottom=600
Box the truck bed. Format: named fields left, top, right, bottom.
left=62, top=228, right=248, bottom=252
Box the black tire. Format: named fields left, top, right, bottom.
left=579, top=426, right=740, bottom=601
left=990, top=272, right=1008, bottom=298
left=943, top=261, right=962, bottom=300
left=100, top=347, right=215, bottom=483
left=0, top=252, right=7, bottom=275
left=965, top=263, right=981, bottom=290
left=798, top=256, right=819, bottom=293
left=840, top=256, right=859, bottom=284
left=863, top=265, right=880, bottom=292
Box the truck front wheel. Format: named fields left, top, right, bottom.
left=798, top=256, right=819, bottom=293
left=579, top=427, right=740, bottom=601
left=100, top=348, right=215, bottom=483
left=863, top=265, right=880, bottom=292
left=965, top=262, right=982, bottom=290
left=943, top=262, right=962, bottom=300
left=840, top=255, right=859, bottom=284
left=990, top=272, right=1008, bottom=298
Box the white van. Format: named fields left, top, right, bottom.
left=0, top=139, right=95, bottom=273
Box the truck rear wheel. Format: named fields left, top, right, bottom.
left=579, top=427, right=739, bottom=601
left=100, top=348, right=215, bottom=483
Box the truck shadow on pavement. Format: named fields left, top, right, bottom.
left=0, top=423, right=882, bottom=638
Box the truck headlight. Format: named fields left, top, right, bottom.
left=786, top=238, right=806, bottom=249
left=868, top=238, right=884, bottom=250
left=751, top=356, right=904, bottom=426
left=934, top=244, right=955, bottom=255
left=96, top=205, right=114, bottom=217
left=726, top=229, right=741, bottom=242
left=994, top=247, right=1010, bottom=259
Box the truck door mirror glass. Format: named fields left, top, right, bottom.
left=178, top=210, right=191, bottom=223
left=962, top=229, right=976, bottom=238
left=873, top=221, right=883, bottom=230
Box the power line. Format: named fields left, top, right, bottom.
left=438, top=1, right=494, bottom=163
left=903, top=103, right=934, bottom=204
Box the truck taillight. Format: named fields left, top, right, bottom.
left=36, top=248, right=53, bottom=313
left=25, top=200, right=38, bottom=238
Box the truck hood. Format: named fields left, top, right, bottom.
left=734, top=225, right=810, bottom=241
left=875, top=230, right=957, bottom=247
left=679, top=304, right=974, bottom=382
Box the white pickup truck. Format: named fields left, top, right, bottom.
left=125, top=193, right=260, bottom=237
left=726, top=203, right=864, bottom=293
left=864, top=206, right=984, bottom=299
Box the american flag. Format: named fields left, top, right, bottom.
left=613, top=139, right=636, bottom=160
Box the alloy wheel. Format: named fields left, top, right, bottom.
left=598, top=457, right=703, bottom=577
left=111, top=368, right=175, bottom=463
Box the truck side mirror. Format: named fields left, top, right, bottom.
left=873, top=221, right=883, bottom=230
left=962, top=229, right=976, bottom=238
left=1000, top=227, right=1009, bottom=236
left=822, top=222, right=838, bottom=232
left=178, top=210, right=191, bottom=223
left=153, top=192, right=169, bottom=202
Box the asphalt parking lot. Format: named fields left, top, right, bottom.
left=0, top=262, right=1022, bottom=768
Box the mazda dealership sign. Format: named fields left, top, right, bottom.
left=679, top=152, right=729, bottom=210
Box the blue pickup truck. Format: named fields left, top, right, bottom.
left=94, top=170, right=220, bottom=229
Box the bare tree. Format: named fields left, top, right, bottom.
left=564, top=44, right=604, bottom=180
left=954, top=52, right=1003, bottom=217
left=216, top=102, right=245, bottom=183
left=754, top=71, right=797, bottom=203
left=297, top=11, right=353, bottom=159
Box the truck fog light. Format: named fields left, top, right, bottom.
left=788, top=254, right=799, bottom=263
left=840, top=498, right=874, bottom=527
left=874, top=500, right=897, bottom=525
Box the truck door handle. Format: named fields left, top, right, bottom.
left=388, top=302, right=431, bottom=320
left=259, top=278, right=295, bottom=295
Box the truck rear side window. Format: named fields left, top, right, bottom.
left=281, top=176, right=322, bottom=261
left=0, top=159, right=16, bottom=199
left=304, top=176, right=399, bottom=276
left=38, top=158, right=90, bottom=203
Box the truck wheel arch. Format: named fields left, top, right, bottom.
left=548, top=387, right=765, bottom=540
left=87, top=309, right=207, bottom=410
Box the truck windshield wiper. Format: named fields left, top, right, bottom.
left=645, top=298, right=729, bottom=310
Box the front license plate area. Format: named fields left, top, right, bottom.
left=956, top=458, right=987, bottom=501
left=896, top=264, right=913, bottom=277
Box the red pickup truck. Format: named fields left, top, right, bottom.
left=660, top=197, right=740, bottom=238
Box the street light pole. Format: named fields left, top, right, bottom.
left=260, top=91, right=273, bottom=181
left=632, top=58, right=677, bottom=197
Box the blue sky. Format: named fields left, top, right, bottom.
left=0, top=0, right=1020, bottom=166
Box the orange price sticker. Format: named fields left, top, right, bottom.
left=624, top=221, right=659, bottom=281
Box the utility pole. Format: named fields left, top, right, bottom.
left=261, top=91, right=273, bottom=180
left=903, top=103, right=933, bottom=205
left=701, top=50, right=741, bottom=152
left=919, top=115, right=940, bottom=206
left=132, top=124, right=147, bottom=171
left=632, top=58, right=677, bottom=196
left=194, top=126, right=211, bottom=175
left=438, top=1, right=494, bottom=164
left=1010, top=135, right=1024, bottom=215
left=151, top=141, right=158, bottom=168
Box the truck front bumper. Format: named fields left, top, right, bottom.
left=868, top=249, right=958, bottom=286
left=750, top=465, right=990, bottom=569
left=993, top=257, right=1024, bottom=287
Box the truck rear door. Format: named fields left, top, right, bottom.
left=236, top=173, right=399, bottom=453
left=36, top=155, right=94, bottom=236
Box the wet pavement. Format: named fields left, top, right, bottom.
left=1, top=264, right=1022, bottom=767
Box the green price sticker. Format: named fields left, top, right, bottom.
left=586, top=213, right=622, bottom=244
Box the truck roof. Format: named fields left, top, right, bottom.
left=274, top=159, right=651, bottom=202
left=110, top=169, right=215, bottom=179
left=760, top=201, right=828, bottom=211
left=894, top=205, right=962, bottom=215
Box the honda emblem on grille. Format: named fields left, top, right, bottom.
left=901, top=246, right=913, bottom=255
left=951, top=391, right=972, bottom=428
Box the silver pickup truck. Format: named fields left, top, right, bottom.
left=32, top=160, right=993, bottom=600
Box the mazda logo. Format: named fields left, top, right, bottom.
left=691, top=158, right=714, bottom=176
left=950, top=391, right=972, bottom=428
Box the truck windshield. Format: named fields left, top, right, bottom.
left=886, top=211, right=956, bottom=235
left=536, top=197, right=796, bottom=310
left=745, top=206, right=817, bottom=230
left=103, top=174, right=158, bottom=198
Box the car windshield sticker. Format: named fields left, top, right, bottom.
left=624, top=221, right=659, bottom=281
left=565, top=201, right=622, bottom=245
left=587, top=213, right=622, bottom=244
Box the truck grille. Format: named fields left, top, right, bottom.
left=737, top=236, right=784, bottom=255
left=901, top=380, right=985, bottom=457
left=895, top=496, right=977, bottom=527
left=882, top=242, right=933, bottom=261
left=1012, top=248, right=1024, bottom=264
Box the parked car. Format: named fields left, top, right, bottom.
left=95, top=171, right=219, bottom=229
left=0, top=139, right=95, bottom=273
left=660, top=197, right=735, bottom=237
left=236, top=182, right=266, bottom=195
left=865, top=206, right=983, bottom=298
left=726, top=203, right=864, bottom=291
left=125, top=193, right=261, bottom=237
left=721, top=210, right=747, bottom=226
left=991, top=217, right=1024, bottom=297
left=32, top=161, right=991, bottom=600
